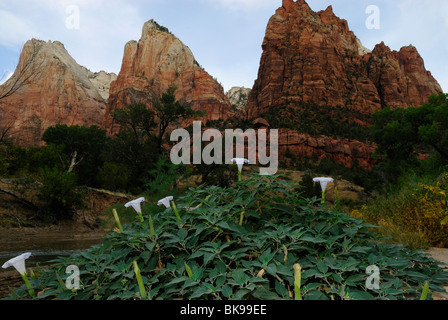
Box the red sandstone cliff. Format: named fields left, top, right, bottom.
left=246, top=0, right=443, bottom=168
left=0, top=39, right=116, bottom=146
left=247, top=0, right=442, bottom=118
left=102, top=20, right=232, bottom=134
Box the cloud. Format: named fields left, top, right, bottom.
left=0, top=0, right=144, bottom=74
left=206, top=0, right=276, bottom=11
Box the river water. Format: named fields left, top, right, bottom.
left=0, top=229, right=105, bottom=274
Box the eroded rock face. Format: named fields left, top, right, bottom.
left=245, top=0, right=443, bottom=168
left=82, top=68, right=117, bottom=101
left=277, top=129, right=377, bottom=169
left=102, top=19, right=232, bottom=134
left=0, top=39, right=114, bottom=146
left=247, top=0, right=442, bottom=118
left=226, top=87, right=251, bottom=110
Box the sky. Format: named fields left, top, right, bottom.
left=0, top=0, right=447, bottom=93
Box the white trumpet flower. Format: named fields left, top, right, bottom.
left=2, top=252, right=34, bottom=296
left=158, top=196, right=181, bottom=225
left=230, top=158, right=249, bottom=181
left=157, top=196, right=174, bottom=209
left=125, top=197, right=146, bottom=222
left=2, top=252, right=32, bottom=275
left=313, top=177, right=334, bottom=204
left=313, top=177, right=334, bottom=192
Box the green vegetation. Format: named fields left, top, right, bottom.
left=0, top=86, right=201, bottom=221
left=37, top=167, right=83, bottom=222
left=261, top=103, right=373, bottom=142
left=1, top=83, right=447, bottom=300
left=150, top=20, right=173, bottom=35
left=371, top=93, right=448, bottom=183
left=348, top=94, right=448, bottom=248
left=42, top=124, right=109, bottom=187
left=5, top=175, right=448, bottom=300
left=352, top=171, right=448, bottom=249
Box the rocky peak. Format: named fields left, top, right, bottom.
left=246, top=0, right=443, bottom=168
left=247, top=0, right=442, bottom=118
left=372, top=41, right=392, bottom=56
left=82, top=67, right=118, bottom=101
left=142, top=19, right=158, bottom=33
left=318, top=5, right=349, bottom=34
left=103, top=19, right=231, bottom=134
left=0, top=38, right=109, bottom=146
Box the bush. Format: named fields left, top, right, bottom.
left=37, top=167, right=83, bottom=221
left=10, top=175, right=448, bottom=300
left=96, top=162, right=130, bottom=192
left=352, top=172, right=448, bottom=248
left=144, top=157, right=185, bottom=201
left=42, top=124, right=110, bottom=187
left=297, top=173, right=321, bottom=199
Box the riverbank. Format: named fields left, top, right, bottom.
left=0, top=224, right=107, bottom=299
left=0, top=185, right=135, bottom=298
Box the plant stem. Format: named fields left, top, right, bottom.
left=171, top=200, right=181, bottom=225
left=239, top=209, right=245, bottom=226
left=149, top=215, right=155, bottom=238
left=133, top=261, right=147, bottom=299
left=321, top=191, right=326, bottom=204
left=420, top=281, right=429, bottom=300
left=137, top=212, right=144, bottom=223
left=21, top=273, right=35, bottom=297
left=334, top=187, right=341, bottom=212
left=238, top=170, right=242, bottom=181
left=113, top=209, right=123, bottom=232
left=293, top=264, right=302, bottom=300
left=198, top=195, right=212, bottom=208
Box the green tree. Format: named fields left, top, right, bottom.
left=108, top=86, right=203, bottom=192
left=371, top=94, right=448, bottom=179
left=112, top=102, right=156, bottom=144
left=42, top=124, right=109, bottom=187
left=152, top=86, right=202, bottom=153
left=37, top=167, right=83, bottom=221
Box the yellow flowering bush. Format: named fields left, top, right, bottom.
left=352, top=173, right=448, bottom=248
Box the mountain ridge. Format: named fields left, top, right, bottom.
left=244, top=0, right=443, bottom=168
left=0, top=39, right=115, bottom=146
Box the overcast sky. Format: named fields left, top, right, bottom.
left=0, top=0, right=447, bottom=93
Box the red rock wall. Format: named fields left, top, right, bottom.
left=245, top=0, right=442, bottom=168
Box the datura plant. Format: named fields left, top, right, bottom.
left=2, top=252, right=34, bottom=297
left=4, top=175, right=448, bottom=301
left=158, top=196, right=181, bottom=226
left=125, top=197, right=146, bottom=222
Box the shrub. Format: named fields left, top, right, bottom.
left=96, top=162, right=130, bottom=192
left=37, top=167, right=83, bottom=221
left=144, top=157, right=185, bottom=201
left=297, top=173, right=321, bottom=199
left=352, top=172, right=448, bottom=248
left=10, top=175, right=448, bottom=300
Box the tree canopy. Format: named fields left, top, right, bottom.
left=371, top=93, right=448, bottom=179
